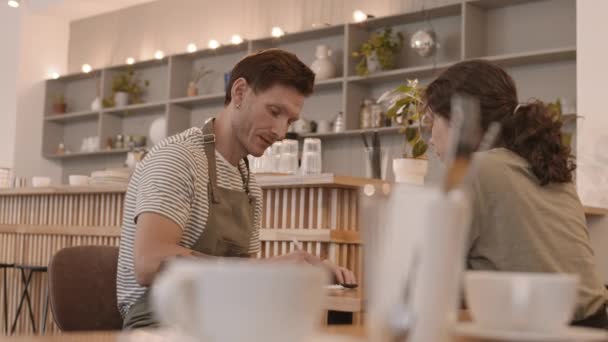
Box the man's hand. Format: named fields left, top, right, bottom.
left=321, top=259, right=357, bottom=285
left=268, top=250, right=356, bottom=285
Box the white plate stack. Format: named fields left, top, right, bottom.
left=90, top=168, right=132, bottom=186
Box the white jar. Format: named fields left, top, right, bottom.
left=310, top=45, right=337, bottom=81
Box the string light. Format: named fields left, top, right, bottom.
left=187, top=43, right=197, bottom=53
left=154, top=50, right=165, bottom=60
left=81, top=64, right=92, bottom=73
left=208, top=40, right=220, bottom=49
left=231, top=35, right=243, bottom=45
left=271, top=27, right=285, bottom=38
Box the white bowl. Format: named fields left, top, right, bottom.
left=465, top=271, right=578, bottom=332
left=69, top=175, right=90, bottom=186
left=31, top=176, right=51, bottom=187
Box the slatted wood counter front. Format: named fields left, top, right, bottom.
left=0, top=174, right=378, bottom=335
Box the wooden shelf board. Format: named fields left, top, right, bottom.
left=259, top=229, right=361, bottom=244
left=44, top=148, right=130, bottom=160
left=347, top=62, right=452, bottom=85
left=102, top=101, right=167, bottom=116
left=481, top=47, right=576, bottom=67
left=0, top=185, right=127, bottom=196
left=255, top=173, right=387, bottom=189
left=44, top=110, right=100, bottom=123
left=584, top=206, right=608, bottom=216
left=170, top=93, right=225, bottom=108
left=324, top=290, right=363, bottom=312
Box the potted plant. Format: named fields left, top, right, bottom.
left=188, top=65, right=213, bottom=97
left=111, top=68, right=149, bottom=107
left=352, top=27, right=404, bottom=76
left=53, top=94, right=67, bottom=114
left=378, top=79, right=429, bottom=184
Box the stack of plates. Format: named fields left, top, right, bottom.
left=90, top=168, right=132, bottom=186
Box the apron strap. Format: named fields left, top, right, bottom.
left=202, top=117, right=251, bottom=203
left=202, top=118, right=220, bottom=204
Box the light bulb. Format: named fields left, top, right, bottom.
left=154, top=50, right=164, bottom=60
left=187, top=43, right=197, bottom=53
left=208, top=39, right=220, bottom=49
left=271, top=26, right=285, bottom=38
left=353, top=10, right=368, bottom=23
left=7, top=0, right=20, bottom=8
left=231, top=34, right=243, bottom=45
left=50, top=72, right=60, bottom=80
left=81, top=64, right=92, bottom=73
left=126, top=57, right=135, bottom=65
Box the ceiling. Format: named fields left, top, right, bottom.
left=24, top=0, right=158, bottom=21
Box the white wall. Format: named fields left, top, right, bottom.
left=577, top=0, right=608, bottom=283
left=11, top=8, right=69, bottom=182
left=0, top=7, right=20, bottom=168
left=66, top=0, right=460, bottom=72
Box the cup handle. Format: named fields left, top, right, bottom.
left=153, top=266, right=200, bottom=334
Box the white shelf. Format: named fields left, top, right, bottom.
left=481, top=47, right=576, bottom=67
left=45, top=149, right=130, bottom=160
left=347, top=63, right=453, bottom=85
left=299, top=127, right=402, bottom=139
left=466, top=0, right=541, bottom=10
left=102, top=101, right=167, bottom=116
left=44, top=110, right=99, bottom=123
left=251, top=25, right=345, bottom=46
left=170, top=93, right=225, bottom=108
left=314, top=77, right=344, bottom=90
left=356, top=3, right=461, bottom=31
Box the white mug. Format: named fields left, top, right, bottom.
left=465, top=271, right=579, bottom=332
left=317, top=120, right=331, bottom=133
left=152, top=259, right=328, bottom=342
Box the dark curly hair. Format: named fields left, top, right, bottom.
left=424, top=60, right=575, bottom=185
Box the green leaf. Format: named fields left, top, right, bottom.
left=412, top=140, right=428, bottom=158
left=405, top=127, right=418, bottom=142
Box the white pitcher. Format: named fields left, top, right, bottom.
left=310, top=44, right=337, bottom=80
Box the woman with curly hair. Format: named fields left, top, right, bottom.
left=424, top=60, right=608, bottom=328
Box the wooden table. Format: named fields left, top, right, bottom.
left=0, top=326, right=488, bottom=341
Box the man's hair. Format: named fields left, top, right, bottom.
left=224, top=49, right=315, bottom=105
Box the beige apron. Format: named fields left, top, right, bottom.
left=123, top=118, right=255, bottom=329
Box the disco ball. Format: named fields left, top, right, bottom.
left=410, top=29, right=437, bottom=57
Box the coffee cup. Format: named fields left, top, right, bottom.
left=152, top=259, right=328, bottom=342
left=465, top=271, right=579, bottom=332
left=317, top=120, right=331, bottom=133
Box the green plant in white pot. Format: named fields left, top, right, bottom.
left=352, top=27, right=404, bottom=76
left=378, top=79, right=429, bottom=184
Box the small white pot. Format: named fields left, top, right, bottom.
left=114, top=91, right=129, bottom=107
left=393, top=158, right=428, bottom=185
left=366, top=51, right=381, bottom=74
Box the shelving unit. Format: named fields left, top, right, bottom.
left=42, top=0, right=577, bottom=183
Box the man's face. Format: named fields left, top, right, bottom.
left=232, top=83, right=304, bottom=157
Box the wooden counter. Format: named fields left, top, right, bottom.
left=0, top=174, right=378, bottom=335
left=0, top=174, right=604, bottom=335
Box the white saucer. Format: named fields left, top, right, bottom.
left=453, top=322, right=608, bottom=341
